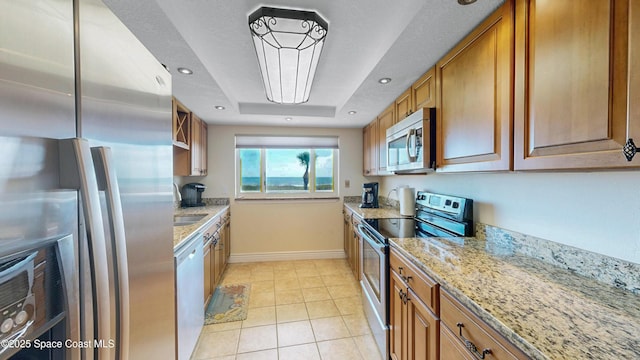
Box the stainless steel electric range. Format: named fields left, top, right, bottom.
left=357, top=191, right=473, bottom=358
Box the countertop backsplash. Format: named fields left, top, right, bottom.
left=342, top=195, right=398, bottom=208
left=174, top=197, right=230, bottom=209
left=478, top=223, right=640, bottom=294
left=343, top=196, right=361, bottom=204
left=202, top=197, right=230, bottom=206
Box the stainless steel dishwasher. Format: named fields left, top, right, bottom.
left=175, top=233, right=204, bottom=360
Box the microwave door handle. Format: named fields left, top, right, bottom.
left=59, top=138, right=112, bottom=360
left=92, top=146, right=130, bottom=360
left=406, top=128, right=417, bottom=161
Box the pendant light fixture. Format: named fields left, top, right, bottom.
left=248, top=7, right=328, bottom=104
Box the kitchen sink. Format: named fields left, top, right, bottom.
left=173, top=214, right=207, bottom=226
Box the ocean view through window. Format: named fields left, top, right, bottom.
left=235, top=135, right=339, bottom=198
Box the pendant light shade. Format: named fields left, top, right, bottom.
left=249, top=7, right=328, bottom=104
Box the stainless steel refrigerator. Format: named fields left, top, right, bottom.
left=0, top=0, right=175, bottom=359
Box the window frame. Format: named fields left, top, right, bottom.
left=235, top=147, right=339, bottom=199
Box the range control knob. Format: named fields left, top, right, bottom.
left=15, top=310, right=28, bottom=325
left=1, top=318, right=13, bottom=333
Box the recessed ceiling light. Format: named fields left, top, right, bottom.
left=214, top=105, right=225, bottom=110
left=177, top=67, right=193, bottom=75
left=458, top=0, right=477, bottom=4
left=378, top=78, right=392, bottom=84
left=285, top=117, right=293, bottom=122
left=348, top=111, right=357, bottom=115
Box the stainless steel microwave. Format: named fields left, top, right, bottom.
left=386, top=108, right=436, bottom=173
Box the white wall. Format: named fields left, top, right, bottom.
left=381, top=171, right=640, bottom=264
left=178, top=125, right=367, bottom=260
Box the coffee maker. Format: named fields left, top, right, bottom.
left=360, top=182, right=379, bottom=208
left=181, top=183, right=206, bottom=207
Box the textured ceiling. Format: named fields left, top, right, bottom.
left=103, top=0, right=505, bottom=128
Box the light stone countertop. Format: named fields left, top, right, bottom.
left=390, top=236, right=640, bottom=360
left=173, top=205, right=229, bottom=250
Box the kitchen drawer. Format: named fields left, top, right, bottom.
left=390, top=248, right=439, bottom=315
left=440, top=290, right=527, bottom=360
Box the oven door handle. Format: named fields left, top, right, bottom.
left=357, top=224, right=386, bottom=254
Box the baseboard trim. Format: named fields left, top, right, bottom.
left=229, top=250, right=346, bottom=263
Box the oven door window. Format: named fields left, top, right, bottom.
left=362, top=240, right=382, bottom=300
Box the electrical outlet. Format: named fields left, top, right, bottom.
left=345, top=179, right=350, bottom=188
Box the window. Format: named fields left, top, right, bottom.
left=236, top=135, right=339, bottom=198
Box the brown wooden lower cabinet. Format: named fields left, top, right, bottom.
left=440, top=324, right=476, bottom=360
left=202, top=210, right=232, bottom=305
left=213, top=233, right=223, bottom=285
left=345, top=213, right=361, bottom=280
left=440, top=290, right=528, bottom=360
left=343, top=209, right=352, bottom=268
left=408, top=288, right=439, bottom=360
left=390, top=246, right=529, bottom=360
left=203, top=239, right=212, bottom=305
left=225, top=212, right=231, bottom=260
left=389, top=264, right=438, bottom=360
left=390, top=269, right=406, bottom=360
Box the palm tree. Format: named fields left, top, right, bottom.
left=296, top=151, right=310, bottom=190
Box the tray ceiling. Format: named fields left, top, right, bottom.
left=104, top=0, right=504, bottom=128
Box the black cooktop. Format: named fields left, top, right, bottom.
left=363, top=217, right=465, bottom=240
left=363, top=218, right=415, bottom=239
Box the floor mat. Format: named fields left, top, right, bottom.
left=204, top=283, right=250, bottom=324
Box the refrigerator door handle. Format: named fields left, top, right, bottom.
left=92, top=146, right=130, bottom=360
left=59, top=138, right=112, bottom=360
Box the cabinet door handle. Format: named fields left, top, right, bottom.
left=398, top=289, right=408, bottom=304
left=456, top=323, right=492, bottom=359
left=623, top=138, right=639, bottom=161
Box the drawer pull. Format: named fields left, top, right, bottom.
left=456, top=323, right=492, bottom=359
left=398, top=267, right=413, bottom=283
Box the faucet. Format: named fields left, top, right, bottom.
left=173, top=183, right=182, bottom=203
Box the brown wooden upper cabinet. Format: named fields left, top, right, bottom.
left=514, top=0, right=634, bottom=170
left=412, top=67, right=436, bottom=110
left=363, top=121, right=378, bottom=176
left=377, top=104, right=395, bottom=175
left=365, top=67, right=434, bottom=176
left=395, top=88, right=413, bottom=123
left=189, top=114, right=208, bottom=176
left=436, top=1, right=514, bottom=172
left=173, top=97, right=208, bottom=176
left=172, top=98, right=190, bottom=149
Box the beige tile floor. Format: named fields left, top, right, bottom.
left=191, top=259, right=384, bottom=360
